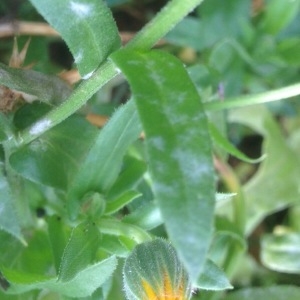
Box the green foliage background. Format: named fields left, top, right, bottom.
left=0, top=0, right=300, bottom=299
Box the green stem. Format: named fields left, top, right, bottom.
left=15, top=0, right=204, bottom=147
left=126, top=0, right=204, bottom=50
left=204, top=82, right=300, bottom=111
left=16, top=60, right=117, bottom=147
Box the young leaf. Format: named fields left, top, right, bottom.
left=68, top=100, right=142, bottom=219
left=111, top=49, right=215, bottom=282
left=58, top=222, right=101, bottom=282
left=29, top=0, right=121, bottom=77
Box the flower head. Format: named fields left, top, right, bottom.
left=123, top=239, right=192, bottom=300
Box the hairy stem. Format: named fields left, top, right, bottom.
left=15, top=0, right=204, bottom=147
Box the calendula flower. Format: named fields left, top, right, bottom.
left=123, top=239, right=192, bottom=300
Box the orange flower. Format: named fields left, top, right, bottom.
left=142, top=271, right=188, bottom=300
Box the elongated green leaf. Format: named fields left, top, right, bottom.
left=29, top=0, right=121, bottom=77
left=58, top=222, right=101, bottom=282
left=196, top=259, right=232, bottom=291
left=68, top=100, right=142, bottom=219
left=10, top=103, right=98, bottom=190
left=124, top=194, right=228, bottom=231
left=0, top=63, right=71, bottom=104
left=224, top=286, right=300, bottom=300
left=111, top=49, right=215, bottom=282
left=0, top=166, right=24, bottom=243
left=261, top=232, right=300, bottom=274
left=2, top=256, right=117, bottom=297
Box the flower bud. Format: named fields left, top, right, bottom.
left=123, top=239, right=192, bottom=300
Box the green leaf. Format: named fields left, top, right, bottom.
left=55, top=257, right=117, bottom=298
left=104, top=190, right=142, bottom=215
left=107, top=0, right=130, bottom=7
left=10, top=103, right=98, bottom=190
left=123, top=201, right=162, bottom=231
left=107, top=156, right=147, bottom=199
left=47, top=216, right=69, bottom=273
left=0, top=166, right=24, bottom=243
left=18, top=230, right=53, bottom=275
left=165, top=17, right=203, bottom=50
left=58, top=222, right=101, bottom=282
left=68, top=100, right=142, bottom=219
left=0, top=231, right=24, bottom=270
left=209, top=122, right=265, bottom=163
left=100, top=234, right=129, bottom=257
left=111, top=49, right=215, bottom=282
left=216, top=193, right=236, bottom=205
left=214, top=217, right=246, bottom=250
left=123, top=239, right=192, bottom=300
left=229, top=105, right=300, bottom=234
left=261, top=0, right=300, bottom=35
left=2, top=256, right=117, bottom=298
left=0, top=113, right=10, bottom=142
left=278, top=38, right=300, bottom=66
left=196, top=259, right=233, bottom=291
left=224, top=286, right=300, bottom=300
left=209, top=217, right=246, bottom=267
left=0, top=62, right=71, bottom=105
left=261, top=232, right=300, bottom=274
left=166, top=0, right=250, bottom=51
left=29, top=0, right=121, bottom=77
left=97, top=218, right=151, bottom=244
